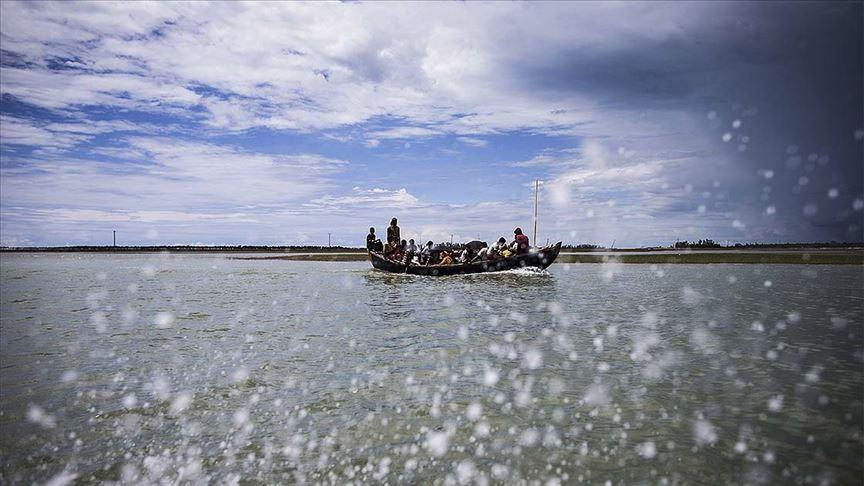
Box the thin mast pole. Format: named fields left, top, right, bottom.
left=532, top=180, right=539, bottom=246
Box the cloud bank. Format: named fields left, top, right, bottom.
left=1, top=1, right=861, bottom=246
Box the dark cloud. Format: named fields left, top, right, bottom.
left=512, top=1, right=863, bottom=242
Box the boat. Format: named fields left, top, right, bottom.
left=368, top=241, right=562, bottom=276
left=370, top=179, right=561, bottom=275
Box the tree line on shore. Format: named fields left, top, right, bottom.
left=2, top=240, right=861, bottom=252
left=561, top=240, right=863, bottom=251
left=0, top=245, right=360, bottom=253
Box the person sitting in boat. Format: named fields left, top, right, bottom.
left=386, top=218, right=401, bottom=247
left=389, top=239, right=407, bottom=262
left=490, top=237, right=508, bottom=258
left=420, top=241, right=434, bottom=264
left=511, top=227, right=530, bottom=254
left=439, top=250, right=453, bottom=265
left=404, top=239, right=418, bottom=264
left=476, top=241, right=490, bottom=260
left=366, top=227, right=383, bottom=252
left=396, top=239, right=410, bottom=263
left=459, top=245, right=474, bottom=263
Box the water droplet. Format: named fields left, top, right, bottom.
left=154, top=312, right=174, bottom=329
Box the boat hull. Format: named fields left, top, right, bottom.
left=369, top=242, right=562, bottom=276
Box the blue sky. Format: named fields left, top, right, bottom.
left=1, top=1, right=862, bottom=247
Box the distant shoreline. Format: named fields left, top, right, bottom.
left=1, top=245, right=861, bottom=264
left=0, top=245, right=366, bottom=253
left=243, top=250, right=864, bottom=264
left=2, top=243, right=861, bottom=253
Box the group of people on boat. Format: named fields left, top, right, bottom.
left=366, top=218, right=532, bottom=266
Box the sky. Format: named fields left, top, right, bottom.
left=0, top=1, right=862, bottom=247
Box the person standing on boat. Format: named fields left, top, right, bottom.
left=386, top=218, right=401, bottom=247
left=511, top=227, right=530, bottom=254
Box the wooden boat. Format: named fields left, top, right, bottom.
left=369, top=242, right=562, bottom=276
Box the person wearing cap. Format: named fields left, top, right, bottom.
left=511, top=227, right=530, bottom=254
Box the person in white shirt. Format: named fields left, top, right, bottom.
left=491, top=237, right=507, bottom=252
left=420, top=241, right=434, bottom=265
left=404, top=239, right=418, bottom=264
left=459, top=246, right=474, bottom=263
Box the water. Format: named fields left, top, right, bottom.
left=1, top=253, right=862, bottom=484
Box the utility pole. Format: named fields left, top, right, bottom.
left=533, top=180, right=539, bottom=247
left=113, top=230, right=116, bottom=247
left=328, top=233, right=331, bottom=247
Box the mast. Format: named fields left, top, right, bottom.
left=532, top=180, right=539, bottom=246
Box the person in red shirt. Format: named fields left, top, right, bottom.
left=511, top=227, right=530, bottom=254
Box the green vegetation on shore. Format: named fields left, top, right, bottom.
left=233, top=251, right=863, bottom=264
left=562, top=241, right=863, bottom=252
left=3, top=245, right=861, bottom=264
left=0, top=245, right=366, bottom=253
left=557, top=252, right=863, bottom=265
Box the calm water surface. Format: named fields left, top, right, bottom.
left=1, top=253, right=862, bottom=484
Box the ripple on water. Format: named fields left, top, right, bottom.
left=0, top=255, right=861, bottom=483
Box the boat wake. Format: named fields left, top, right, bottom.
left=497, top=267, right=551, bottom=276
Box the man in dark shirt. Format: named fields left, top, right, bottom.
left=366, top=227, right=382, bottom=252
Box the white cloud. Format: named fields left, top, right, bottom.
left=456, top=137, right=488, bottom=147
left=0, top=115, right=91, bottom=149
left=1, top=137, right=347, bottom=211
left=27, top=208, right=260, bottom=224
left=366, top=127, right=442, bottom=140
left=0, top=115, right=177, bottom=153
left=0, top=1, right=722, bottom=140
left=309, top=187, right=420, bottom=208
left=2, top=2, right=853, bottom=246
